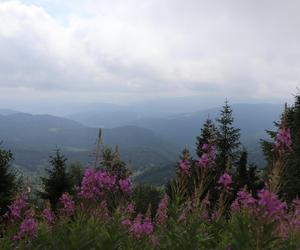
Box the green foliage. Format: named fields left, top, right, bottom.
left=39, top=149, right=72, bottom=210
left=221, top=210, right=290, bottom=250
left=196, top=118, right=218, bottom=157
left=133, top=184, right=163, bottom=218
left=216, top=100, right=241, bottom=171
left=67, top=161, right=84, bottom=194
left=101, top=146, right=130, bottom=180
left=0, top=146, right=19, bottom=216
left=233, top=151, right=263, bottom=195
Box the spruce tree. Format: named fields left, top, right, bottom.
left=0, top=147, right=18, bottom=216
left=196, top=118, right=218, bottom=157
left=40, top=150, right=71, bottom=210
left=101, top=146, right=129, bottom=180
left=235, top=151, right=248, bottom=190
left=216, top=100, right=241, bottom=171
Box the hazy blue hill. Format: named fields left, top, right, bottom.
left=132, top=103, right=283, bottom=166
left=0, top=108, right=19, bottom=115
left=67, top=110, right=140, bottom=128
left=0, top=113, right=179, bottom=172
left=133, top=103, right=282, bottom=142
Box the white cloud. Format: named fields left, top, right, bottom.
left=0, top=0, right=299, bottom=104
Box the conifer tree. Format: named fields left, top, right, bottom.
left=235, top=150, right=248, bottom=190
left=0, top=147, right=18, bottom=216
left=196, top=118, right=218, bottom=157
left=40, top=150, right=72, bottom=210
left=67, top=161, right=84, bottom=193
left=101, top=146, right=129, bottom=180
left=216, top=100, right=241, bottom=171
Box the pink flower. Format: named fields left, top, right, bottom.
left=122, top=219, right=132, bottom=227
left=179, top=159, right=190, bottom=175
left=59, top=193, right=75, bottom=217
left=274, top=127, right=292, bottom=154
left=127, top=203, right=135, bottom=214
left=218, top=172, right=232, bottom=192
left=231, top=189, right=256, bottom=213
left=95, top=171, right=116, bottom=190
left=119, top=178, right=132, bottom=194
left=257, top=188, right=287, bottom=220
left=155, top=194, right=169, bottom=225
left=79, top=169, right=117, bottom=200
left=13, top=218, right=38, bottom=241
left=130, top=214, right=154, bottom=238
left=42, top=207, right=55, bottom=226
left=196, top=144, right=216, bottom=169
left=142, top=217, right=154, bottom=235
left=7, top=193, right=28, bottom=221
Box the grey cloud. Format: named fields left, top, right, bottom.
left=0, top=0, right=299, bottom=103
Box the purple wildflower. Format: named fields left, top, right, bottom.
left=42, top=207, right=55, bottom=226
left=257, top=188, right=287, bottom=220
left=196, top=144, right=216, bottom=169
left=79, top=169, right=117, bottom=200
left=217, top=172, right=232, bottom=192
left=155, top=194, right=169, bottom=225
left=7, top=193, right=28, bottom=221
left=122, top=218, right=132, bottom=227
left=127, top=203, right=135, bottom=214
left=130, top=214, right=154, bottom=238
left=59, top=193, right=75, bottom=217
left=231, top=189, right=256, bottom=213
left=14, top=217, right=38, bottom=241
left=179, top=159, right=190, bottom=175
left=119, top=178, right=132, bottom=194
left=274, top=127, right=292, bottom=154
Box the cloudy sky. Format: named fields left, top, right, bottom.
left=0, top=0, right=299, bottom=110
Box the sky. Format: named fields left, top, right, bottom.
left=0, top=0, right=299, bottom=111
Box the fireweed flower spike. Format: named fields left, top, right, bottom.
left=179, top=159, right=191, bottom=175
left=155, top=194, right=169, bottom=225
left=7, top=193, right=28, bottom=221
left=119, top=178, right=132, bottom=194
left=257, top=188, right=287, bottom=221
left=274, top=127, right=292, bottom=154
left=231, top=189, right=256, bottom=213
left=13, top=217, right=38, bottom=241
left=59, top=193, right=75, bottom=217
left=196, top=144, right=216, bottom=169
left=79, top=169, right=117, bottom=200
left=130, top=214, right=154, bottom=238
left=42, top=207, right=55, bottom=226
left=218, top=172, right=232, bottom=192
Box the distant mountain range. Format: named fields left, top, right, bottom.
left=0, top=103, right=284, bottom=178
left=0, top=113, right=179, bottom=173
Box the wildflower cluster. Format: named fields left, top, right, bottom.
left=78, top=168, right=132, bottom=199
left=196, top=144, right=216, bottom=169
left=6, top=193, right=28, bottom=221
left=218, top=172, right=232, bottom=192
left=59, top=193, right=75, bottom=217
left=129, top=214, right=154, bottom=238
